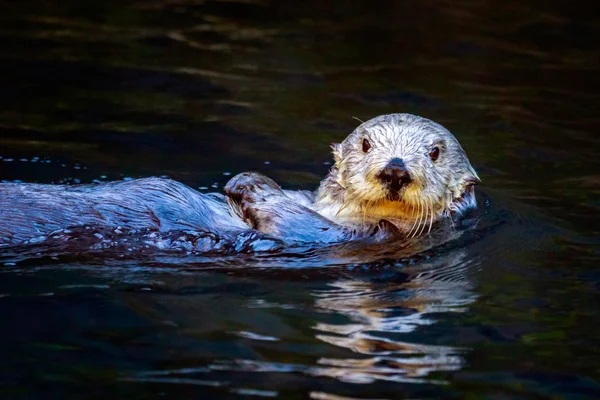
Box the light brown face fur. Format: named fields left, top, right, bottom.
left=315, top=114, right=479, bottom=232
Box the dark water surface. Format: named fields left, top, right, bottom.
left=1, top=0, right=599, bottom=398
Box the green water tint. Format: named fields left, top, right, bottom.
left=0, top=0, right=599, bottom=398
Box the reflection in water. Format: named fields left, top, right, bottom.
left=311, top=251, right=479, bottom=384
left=191, top=250, right=481, bottom=387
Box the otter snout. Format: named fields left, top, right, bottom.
left=377, top=158, right=412, bottom=192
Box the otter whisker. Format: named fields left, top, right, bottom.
left=429, top=200, right=435, bottom=234
left=411, top=200, right=424, bottom=238
left=335, top=189, right=356, bottom=217
left=445, top=192, right=457, bottom=231
left=335, top=200, right=350, bottom=217
left=444, top=192, right=455, bottom=231
left=423, top=199, right=433, bottom=237
left=404, top=203, right=413, bottom=238
left=362, top=199, right=371, bottom=226
left=423, top=199, right=431, bottom=236
left=351, top=116, right=364, bottom=123
left=412, top=200, right=422, bottom=238
left=413, top=199, right=425, bottom=237
left=417, top=199, right=429, bottom=236
left=406, top=201, right=418, bottom=238
left=417, top=201, right=427, bottom=237
left=427, top=199, right=434, bottom=236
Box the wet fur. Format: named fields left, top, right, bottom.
left=224, top=172, right=355, bottom=244
left=315, top=114, right=479, bottom=233
left=0, top=113, right=478, bottom=249
left=0, top=178, right=248, bottom=246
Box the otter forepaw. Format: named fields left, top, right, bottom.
left=224, top=172, right=281, bottom=201
left=224, top=172, right=349, bottom=244
left=224, top=172, right=284, bottom=229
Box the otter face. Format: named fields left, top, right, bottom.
left=329, top=113, right=479, bottom=222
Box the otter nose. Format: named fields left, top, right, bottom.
left=378, top=158, right=412, bottom=191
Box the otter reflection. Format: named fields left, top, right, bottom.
left=310, top=250, right=480, bottom=383
left=125, top=250, right=481, bottom=386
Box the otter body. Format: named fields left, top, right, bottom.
left=0, top=114, right=479, bottom=251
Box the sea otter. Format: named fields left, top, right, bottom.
left=314, top=113, right=479, bottom=235
left=0, top=114, right=479, bottom=250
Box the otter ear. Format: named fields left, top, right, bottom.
left=330, top=143, right=342, bottom=165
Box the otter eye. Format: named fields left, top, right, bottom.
left=362, top=138, right=371, bottom=153
left=429, top=147, right=440, bottom=161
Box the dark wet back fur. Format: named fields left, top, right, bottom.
left=0, top=175, right=362, bottom=250
left=0, top=177, right=248, bottom=246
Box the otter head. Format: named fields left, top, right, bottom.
left=325, top=113, right=479, bottom=227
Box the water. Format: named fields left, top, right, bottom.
left=0, top=0, right=599, bottom=398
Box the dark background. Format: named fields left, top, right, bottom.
left=0, top=0, right=599, bottom=399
